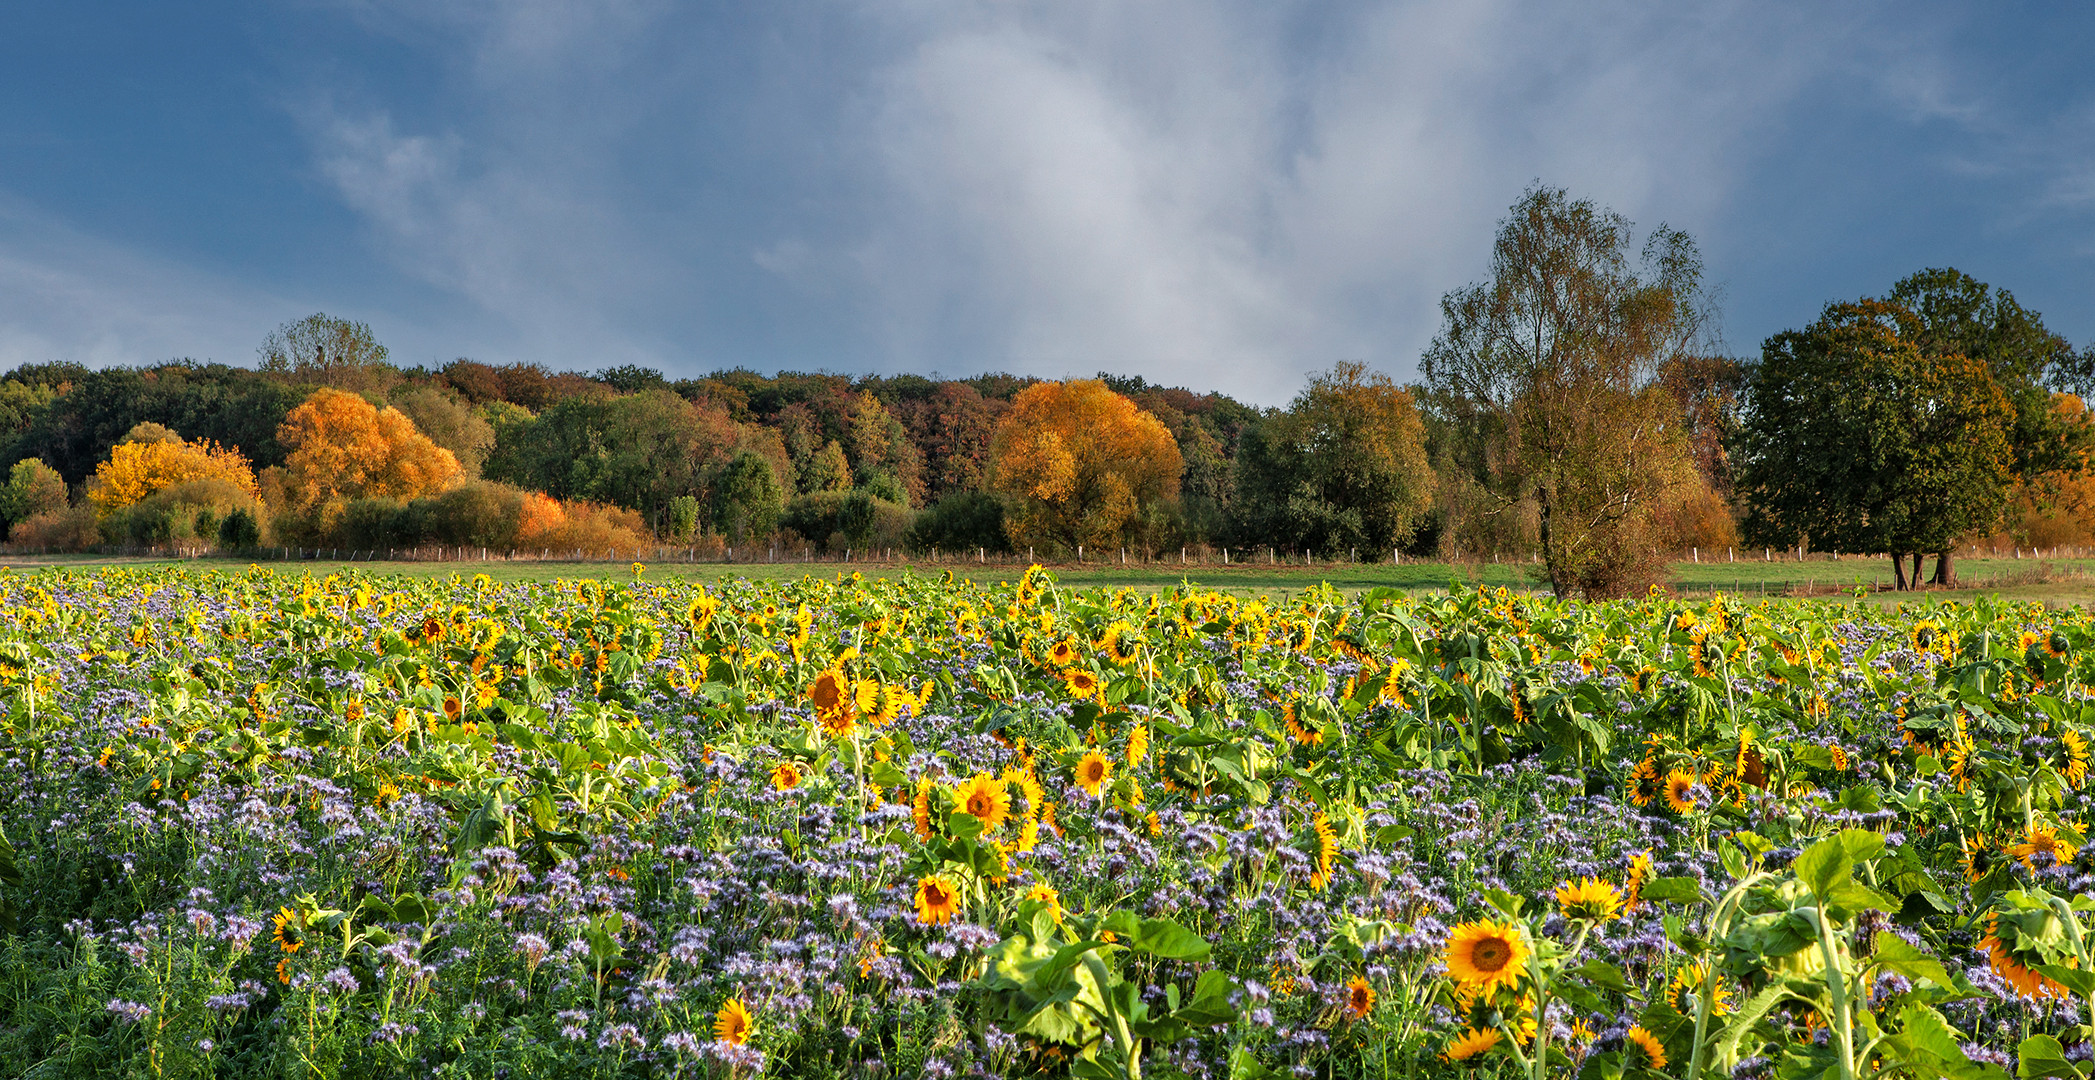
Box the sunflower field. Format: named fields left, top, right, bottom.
left=0, top=565, right=2091, bottom=1079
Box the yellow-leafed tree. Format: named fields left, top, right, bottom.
left=274, top=388, right=462, bottom=540
left=89, top=425, right=259, bottom=512
left=989, top=380, right=1180, bottom=552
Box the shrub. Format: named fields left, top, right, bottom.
left=10, top=505, right=101, bottom=551
left=782, top=491, right=913, bottom=554
left=909, top=491, right=1011, bottom=554
left=218, top=508, right=263, bottom=550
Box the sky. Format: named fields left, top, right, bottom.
left=0, top=1, right=2090, bottom=405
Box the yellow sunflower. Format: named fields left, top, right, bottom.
left=1627, top=756, right=1661, bottom=806
left=1662, top=769, right=1701, bottom=814
left=1099, top=621, right=1142, bottom=666
left=1025, top=883, right=1063, bottom=923
left=1623, top=849, right=1654, bottom=912
left=1666, top=960, right=1733, bottom=1016
left=1625, top=1025, right=1667, bottom=1068
left=952, top=773, right=1012, bottom=832
left=1075, top=750, right=1114, bottom=798
left=1444, top=1025, right=1500, bottom=1063
left=1063, top=669, right=1102, bottom=701
left=2006, top=825, right=2078, bottom=870
left=1442, top=920, right=1528, bottom=997
left=2061, top=730, right=2090, bottom=788
left=914, top=874, right=961, bottom=926
left=713, top=998, right=753, bottom=1045
left=770, top=762, right=803, bottom=791
left=1342, top=975, right=1376, bottom=1020
left=1046, top=637, right=1079, bottom=667
left=1554, top=877, right=1624, bottom=922
left=271, top=906, right=303, bottom=954
left=1960, top=833, right=1996, bottom=882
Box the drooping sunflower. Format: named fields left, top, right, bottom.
left=1283, top=703, right=1324, bottom=747
left=1629, top=666, right=1658, bottom=694
left=1554, top=877, right=1625, bottom=922
left=1443, top=1026, right=1500, bottom=1063
left=1662, top=769, right=1701, bottom=814
left=1309, top=811, right=1338, bottom=891
left=1624, top=1025, right=1667, bottom=1069
left=952, top=773, right=1012, bottom=832
left=1960, top=833, right=1997, bottom=882
left=1075, top=750, right=1114, bottom=798
left=770, top=762, right=803, bottom=791
left=914, top=874, right=961, bottom=926
left=1735, top=731, right=1768, bottom=790
left=2006, top=825, right=2079, bottom=870
left=2048, top=630, right=2071, bottom=659
left=1982, top=917, right=2074, bottom=1001
left=1025, top=883, right=1063, bottom=923
left=1342, top=975, right=1376, bottom=1020
left=713, top=997, right=753, bottom=1045
left=1099, top=621, right=1142, bottom=667
left=1126, top=723, right=1149, bottom=769
left=1665, top=960, right=1733, bottom=1017
left=1442, top=920, right=1528, bottom=998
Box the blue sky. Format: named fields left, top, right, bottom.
left=1, top=1, right=2090, bottom=404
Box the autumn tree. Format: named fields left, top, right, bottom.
left=482, top=388, right=742, bottom=526
left=1733, top=299, right=2014, bottom=589
left=88, top=423, right=260, bottom=511
left=274, top=388, right=462, bottom=542
left=989, top=380, right=1181, bottom=553
left=1886, top=268, right=2088, bottom=584
left=2006, top=393, right=2095, bottom=547
left=387, top=385, right=495, bottom=476
left=1422, top=185, right=1711, bottom=598
left=258, top=313, right=399, bottom=394
left=1233, top=362, right=1435, bottom=555
left=849, top=391, right=923, bottom=506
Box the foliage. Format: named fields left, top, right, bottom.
left=1735, top=299, right=2014, bottom=587
left=217, top=507, right=263, bottom=550
left=274, top=389, right=463, bottom=544
left=88, top=426, right=260, bottom=513
left=106, top=479, right=264, bottom=548
left=257, top=313, right=396, bottom=394
left=386, top=385, right=496, bottom=478
left=990, top=380, right=1182, bottom=555
left=781, top=490, right=913, bottom=553
left=711, top=451, right=785, bottom=545
left=8, top=505, right=100, bottom=550
left=1233, top=362, right=1435, bottom=556
left=483, top=389, right=742, bottom=527
left=1423, top=185, right=1711, bottom=598
left=909, top=491, right=1012, bottom=554
left=0, top=459, right=68, bottom=534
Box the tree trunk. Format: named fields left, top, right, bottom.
left=1930, top=550, right=1954, bottom=586
left=1891, top=552, right=1909, bottom=591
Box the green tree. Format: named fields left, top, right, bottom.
left=1233, top=362, right=1435, bottom=555
left=1886, top=268, right=2089, bottom=583
left=0, top=458, right=68, bottom=536
left=1733, top=299, right=2015, bottom=589
left=1421, top=185, right=1710, bottom=598
left=484, top=389, right=741, bottom=526
left=711, top=450, right=784, bottom=544
left=387, top=385, right=496, bottom=477
left=258, top=313, right=398, bottom=394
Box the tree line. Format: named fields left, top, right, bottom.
left=1, top=183, right=2089, bottom=595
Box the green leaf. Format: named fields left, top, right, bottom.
left=2017, top=1034, right=2080, bottom=1079
left=1638, top=877, right=1705, bottom=905
left=1872, top=935, right=1955, bottom=989
left=1794, top=834, right=1854, bottom=899
left=1131, top=918, right=1211, bottom=961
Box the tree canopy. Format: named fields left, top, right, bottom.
left=989, top=380, right=1181, bottom=554
left=1234, top=362, right=1435, bottom=555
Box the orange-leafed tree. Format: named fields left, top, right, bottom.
left=989, top=380, right=1180, bottom=553
left=89, top=424, right=259, bottom=512
left=274, top=388, right=461, bottom=540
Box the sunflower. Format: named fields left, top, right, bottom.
left=1662, top=769, right=1701, bottom=814
left=2061, top=729, right=2090, bottom=788
left=1624, top=1025, right=1667, bottom=1069
left=1666, top=960, right=1733, bottom=1017
left=1025, top=883, right=1063, bottom=923
left=1099, top=621, right=1142, bottom=666
left=911, top=777, right=935, bottom=842
left=914, top=874, right=961, bottom=925
left=1443, top=1026, right=1500, bottom=1063
left=713, top=998, right=753, bottom=1045
left=1944, top=738, right=1974, bottom=792
left=271, top=906, right=303, bottom=954
left=1063, top=669, right=1102, bottom=701
left=1627, top=756, right=1661, bottom=807
left=952, top=773, right=1012, bottom=832
left=1982, top=917, right=2074, bottom=1001
left=770, top=762, right=803, bottom=791
left=1343, top=975, right=1376, bottom=1020
left=2048, top=630, right=2071, bottom=658
left=1554, top=877, right=1625, bottom=922
left=808, top=667, right=852, bottom=723
left=1126, top=724, right=1149, bottom=769
left=2006, top=825, right=2078, bottom=870
left=1910, top=620, right=1940, bottom=654
left=1283, top=703, right=1324, bottom=747
left=1442, top=920, right=1528, bottom=997
left=1309, top=811, right=1338, bottom=891
left=1046, top=637, right=1079, bottom=667
left=1623, top=849, right=1654, bottom=912
left=1075, top=750, right=1114, bottom=798
left=1959, top=833, right=1996, bottom=883
left=1629, top=666, right=1658, bottom=694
